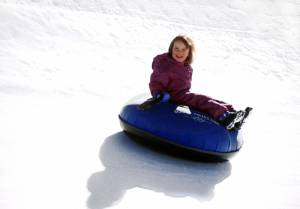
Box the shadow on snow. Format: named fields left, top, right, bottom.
left=87, top=132, right=232, bottom=209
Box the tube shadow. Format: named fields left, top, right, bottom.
left=87, top=132, right=232, bottom=209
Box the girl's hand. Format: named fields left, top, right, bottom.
left=154, top=92, right=171, bottom=103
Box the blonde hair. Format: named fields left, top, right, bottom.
left=168, top=35, right=195, bottom=65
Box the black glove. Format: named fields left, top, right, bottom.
left=138, top=92, right=171, bottom=110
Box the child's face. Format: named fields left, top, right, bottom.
left=172, top=40, right=190, bottom=63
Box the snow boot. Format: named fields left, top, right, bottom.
left=219, top=107, right=253, bottom=131
left=233, top=107, right=253, bottom=131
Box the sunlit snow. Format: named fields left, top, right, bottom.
left=0, top=1, right=299, bottom=209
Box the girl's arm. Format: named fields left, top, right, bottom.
left=149, top=55, right=170, bottom=96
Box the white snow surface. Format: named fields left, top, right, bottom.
left=0, top=0, right=300, bottom=209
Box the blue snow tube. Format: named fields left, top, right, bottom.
left=118, top=94, right=243, bottom=161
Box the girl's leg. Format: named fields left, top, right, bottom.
left=172, top=92, right=234, bottom=120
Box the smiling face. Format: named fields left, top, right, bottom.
left=171, top=40, right=190, bottom=63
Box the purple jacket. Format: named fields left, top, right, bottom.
left=149, top=53, right=234, bottom=119
left=149, top=53, right=193, bottom=96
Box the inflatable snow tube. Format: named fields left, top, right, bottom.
left=118, top=94, right=243, bottom=161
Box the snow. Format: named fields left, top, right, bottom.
left=0, top=0, right=299, bottom=209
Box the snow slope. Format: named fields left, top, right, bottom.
left=0, top=1, right=299, bottom=209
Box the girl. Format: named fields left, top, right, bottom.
left=146, top=35, right=251, bottom=131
